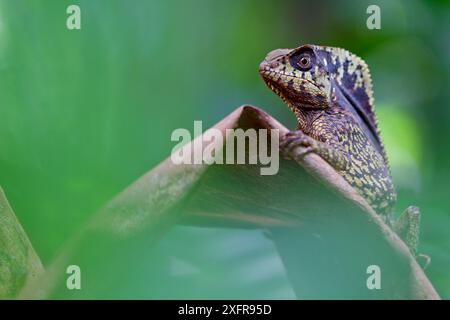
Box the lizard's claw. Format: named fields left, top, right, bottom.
left=417, top=253, right=431, bottom=270
left=280, top=130, right=316, bottom=161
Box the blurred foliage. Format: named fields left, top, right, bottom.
left=0, top=0, right=449, bottom=298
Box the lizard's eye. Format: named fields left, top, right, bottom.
left=290, top=49, right=315, bottom=71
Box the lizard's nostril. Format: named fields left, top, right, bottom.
left=259, top=60, right=279, bottom=73
left=269, top=61, right=280, bottom=68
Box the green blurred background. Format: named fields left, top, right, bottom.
left=0, top=0, right=449, bottom=298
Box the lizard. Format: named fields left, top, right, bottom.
left=259, top=44, right=426, bottom=263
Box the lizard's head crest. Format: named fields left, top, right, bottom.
left=259, top=44, right=376, bottom=129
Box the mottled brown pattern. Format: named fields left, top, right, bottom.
left=259, top=44, right=396, bottom=218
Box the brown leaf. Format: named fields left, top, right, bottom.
left=19, top=105, right=439, bottom=299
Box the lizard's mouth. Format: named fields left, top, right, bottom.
left=259, top=62, right=326, bottom=110
left=259, top=73, right=294, bottom=108
left=259, top=61, right=282, bottom=93
left=259, top=71, right=284, bottom=97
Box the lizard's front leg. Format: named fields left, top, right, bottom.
left=280, top=130, right=350, bottom=171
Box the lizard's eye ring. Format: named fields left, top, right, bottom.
left=290, top=49, right=315, bottom=71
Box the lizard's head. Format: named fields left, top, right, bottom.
left=259, top=45, right=331, bottom=112
left=259, top=44, right=374, bottom=120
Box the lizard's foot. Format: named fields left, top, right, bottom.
left=394, top=206, right=420, bottom=256
left=280, top=130, right=317, bottom=161
left=280, top=130, right=350, bottom=171
left=394, top=206, right=430, bottom=268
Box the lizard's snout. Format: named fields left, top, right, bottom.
left=259, top=60, right=279, bottom=74
left=258, top=60, right=267, bottom=73
left=259, top=48, right=291, bottom=74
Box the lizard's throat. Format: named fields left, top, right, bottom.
left=292, top=108, right=309, bottom=130
left=265, top=80, right=329, bottom=111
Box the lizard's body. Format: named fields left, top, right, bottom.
left=292, top=106, right=396, bottom=217
left=259, top=44, right=423, bottom=258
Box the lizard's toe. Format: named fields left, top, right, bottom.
left=291, top=145, right=315, bottom=160
left=280, top=131, right=315, bottom=160
left=417, top=253, right=431, bottom=270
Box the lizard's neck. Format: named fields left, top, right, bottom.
left=293, top=108, right=325, bottom=135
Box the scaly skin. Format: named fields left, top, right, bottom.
left=259, top=44, right=425, bottom=260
